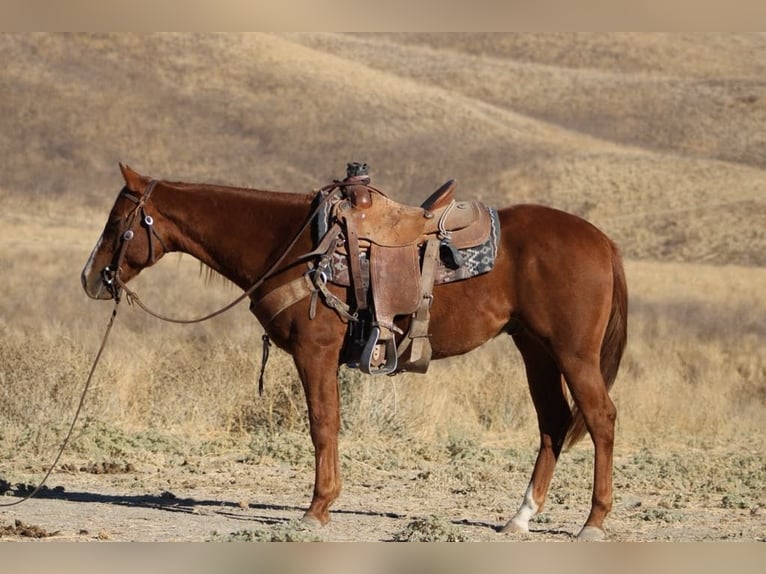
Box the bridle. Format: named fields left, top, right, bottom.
left=100, top=180, right=167, bottom=302
left=99, top=178, right=354, bottom=324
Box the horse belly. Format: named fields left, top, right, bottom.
left=424, top=273, right=513, bottom=359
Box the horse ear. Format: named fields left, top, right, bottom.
left=119, top=162, right=150, bottom=193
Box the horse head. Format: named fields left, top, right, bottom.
left=81, top=163, right=170, bottom=300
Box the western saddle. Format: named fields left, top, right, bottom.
left=253, top=163, right=499, bottom=376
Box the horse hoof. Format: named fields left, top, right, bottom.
left=577, top=526, right=607, bottom=541
left=300, top=514, right=324, bottom=529
left=500, top=519, right=529, bottom=534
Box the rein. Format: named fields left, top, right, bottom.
left=111, top=179, right=346, bottom=324
left=0, top=300, right=121, bottom=507
left=0, top=183, right=156, bottom=506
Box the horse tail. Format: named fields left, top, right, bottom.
left=565, top=241, right=628, bottom=449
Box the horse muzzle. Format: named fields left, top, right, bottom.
left=81, top=266, right=117, bottom=300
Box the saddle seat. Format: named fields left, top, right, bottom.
left=339, top=179, right=491, bottom=249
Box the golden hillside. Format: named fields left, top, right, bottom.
left=1, top=33, right=764, bottom=265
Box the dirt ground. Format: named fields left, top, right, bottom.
left=1, top=436, right=763, bottom=542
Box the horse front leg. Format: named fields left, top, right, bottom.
left=291, top=335, right=344, bottom=527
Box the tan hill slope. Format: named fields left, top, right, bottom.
left=1, top=33, right=763, bottom=265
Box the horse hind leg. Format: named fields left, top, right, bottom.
left=558, top=351, right=617, bottom=541
left=501, top=332, right=572, bottom=535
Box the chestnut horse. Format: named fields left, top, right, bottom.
left=82, top=164, right=627, bottom=540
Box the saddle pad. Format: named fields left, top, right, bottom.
left=325, top=206, right=500, bottom=287
left=434, top=205, right=500, bottom=284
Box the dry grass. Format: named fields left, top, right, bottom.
left=1, top=196, right=763, bottom=462
left=0, top=34, right=764, bottom=466
left=615, top=261, right=766, bottom=448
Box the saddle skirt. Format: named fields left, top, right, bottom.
left=320, top=203, right=500, bottom=287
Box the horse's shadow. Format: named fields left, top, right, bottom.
left=10, top=488, right=571, bottom=537
left=453, top=517, right=573, bottom=537
left=10, top=487, right=406, bottom=527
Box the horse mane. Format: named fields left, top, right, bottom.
left=198, top=261, right=235, bottom=289
left=165, top=253, right=233, bottom=289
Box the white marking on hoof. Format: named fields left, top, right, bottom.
left=577, top=526, right=607, bottom=541
left=500, top=518, right=530, bottom=534
left=502, top=484, right=538, bottom=534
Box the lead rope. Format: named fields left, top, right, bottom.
left=0, top=299, right=121, bottom=507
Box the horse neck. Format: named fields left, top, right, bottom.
left=153, top=182, right=314, bottom=290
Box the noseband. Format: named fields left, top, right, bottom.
left=101, top=180, right=169, bottom=301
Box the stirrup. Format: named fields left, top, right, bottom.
left=360, top=325, right=398, bottom=375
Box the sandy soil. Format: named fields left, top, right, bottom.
left=1, top=440, right=763, bottom=542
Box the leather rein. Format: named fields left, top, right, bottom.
left=104, top=178, right=361, bottom=324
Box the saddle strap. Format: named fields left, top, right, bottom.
left=341, top=209, right=369, bottom=311
left=250, top=274, right=315, bottom=326
left=397, top=237, right=440, bottom=372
